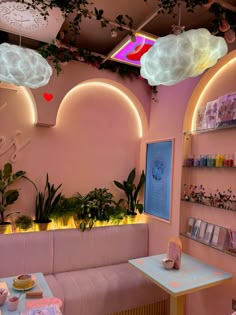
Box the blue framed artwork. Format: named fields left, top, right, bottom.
left=144, top=139, right=174, bottom=222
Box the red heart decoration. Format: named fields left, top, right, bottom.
left=43, top=93, right=53, bottom=102
left=126, top=43, right=153, bottom=61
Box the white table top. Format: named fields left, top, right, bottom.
left=129, top=253, right=232, bottom=296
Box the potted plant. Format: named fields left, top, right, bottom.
left=0, top=162, right=35, bottom=234
left=51, top=195, right=78, bottom=229
left=109, top=198, right=127, bottom=225
left=34, top=173, right=62, bottom=231
left=74, top=188, right=120, bottom=231
left=74, top=192, right=97, bottom=231
left=15, top=215, right=33, bottom=232
left=87, top=188, right=114, bottom=226
left=114, top=168, right=145, bottom=217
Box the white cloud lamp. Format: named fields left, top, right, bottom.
left=140, top=28, right=228, bottom=86
left=0, top=43, right=52, bottom=88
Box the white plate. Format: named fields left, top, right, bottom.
left=12, top=280, right=36, bottom=291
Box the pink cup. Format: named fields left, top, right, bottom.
left=0, top=288, right=8, bottom=305
left=7, top=296, right=19, bottom=311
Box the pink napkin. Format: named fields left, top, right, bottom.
left=25, top=297, right=62, bottom=309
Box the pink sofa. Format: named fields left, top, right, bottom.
left=0, top=224, right=168, bottom=315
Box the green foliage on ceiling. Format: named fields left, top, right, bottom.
left=17, top=0, right=235, bottom=95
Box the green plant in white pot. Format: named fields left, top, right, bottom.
left=0, top=162, right=35, bottom=233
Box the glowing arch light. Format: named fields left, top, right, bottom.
left=66, top=81, right=143, bottom=138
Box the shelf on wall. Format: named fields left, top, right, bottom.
left=181, top=199, right=236, bottom=212
left=183, top=165, right=236, bottom=168
left=183, top=123, right=236, bottom=135
left=180, top=232, right=236, bottom=258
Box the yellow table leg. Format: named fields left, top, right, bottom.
left=170, top=295, right=185, bottom=315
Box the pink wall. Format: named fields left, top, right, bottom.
left=0, top=62, right=150, bottom=217
left=181, top=51, right=236, bottom=315
left=1, top=42, right=236, bottom=315
left=29, top=61, right=152, bottom=127
left=140, top=75, right=201, bottom=255
left=143, top=50, right=236, bottom=315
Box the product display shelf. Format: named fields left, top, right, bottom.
left=183, top=165, right=236, bottom=168
left=183, top=123, right=236, bottom=136
left=180, top=232, right=236, bottom=258
left=181, top=199, right=236, bottom=212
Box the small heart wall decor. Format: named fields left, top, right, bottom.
left=43, top=93, right=53, bottom=102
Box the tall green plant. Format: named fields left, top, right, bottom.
left=0, top=162, right=35, bottom=225
left=34, top=174, right=62, bottom=223
left=114, top=168, right=145, bottom=215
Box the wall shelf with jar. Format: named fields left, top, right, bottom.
left=181, top=91, right=236, bottom=258
left=184, top=153, right=235, bottom=168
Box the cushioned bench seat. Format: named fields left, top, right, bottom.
left=0, top=224, right=169, bottom=315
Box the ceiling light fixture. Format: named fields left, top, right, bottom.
left=0, top=43, right=52, bottom=89
left=140, top=2, right=228, bottom=86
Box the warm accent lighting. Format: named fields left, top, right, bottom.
left=60, top=81, right=143, bottom=138
left=0, top=43, right=52, bottom=88
left=140, top=28, right=228, bottom=86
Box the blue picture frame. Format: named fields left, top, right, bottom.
left=144, top=139, right=174, bottom=222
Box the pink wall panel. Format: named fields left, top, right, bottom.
left=0, top=62, right=150, bottom=217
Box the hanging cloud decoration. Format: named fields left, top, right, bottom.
left=0, top=43, right=52, bottom=88
left=140, top=28, right=228, bottom=86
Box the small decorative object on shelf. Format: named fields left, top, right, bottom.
left=228, top=229, right=236, bottom=253
left=184, top=153, right=235, bottom=167
left=198, top=221, right=208, bottom=241
left=203, top=223, right=215, bottom=244
left=182, top=184, right=236, bottom=211
left=184, top=217, right=229, bottom=251
left=192, top=219, right=202, bottom=238
left=186, top=217, right=195, bottom=236
left=192, top=92, right=236, bottom=131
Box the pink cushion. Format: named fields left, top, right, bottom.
left=53, top=224, right=149, bottom=273
left=52, top=263, right=168, bottom=315
left=0, top=231, right=54, bottom=277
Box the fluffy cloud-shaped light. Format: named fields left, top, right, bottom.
left=140, top=28, right=228, bottom=86
left=0, top=43, right=52, bottom=88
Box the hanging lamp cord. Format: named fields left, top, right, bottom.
left=178, top=0, right=182, bottom=28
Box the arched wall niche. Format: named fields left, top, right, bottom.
left=183, top=50, right=236, bottom=132
left=22, top=87, right=38, bottom=124
left=55, top=78, right=148, bottom=138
